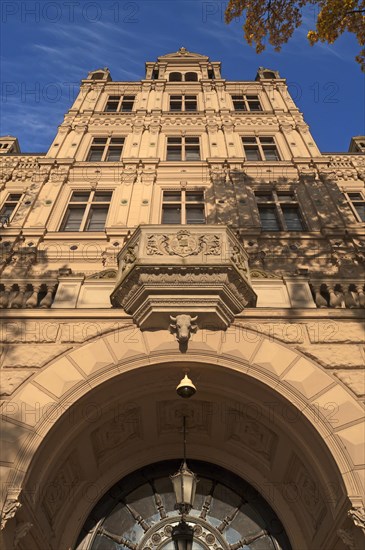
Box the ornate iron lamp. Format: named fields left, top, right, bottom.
left=170, top=416, right=197, bottom=550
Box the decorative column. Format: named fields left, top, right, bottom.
left=39, top=284, right=57, bottom=309
left=328, top=285, right=343, bottom=308
left=312, top=284, right=328, bottom=308
left=11, top=284, right=28, bottom=309
left=0, top=285, right=10, bottom=309
left=344, top=287, right=358, bottom=309
left=25, top=284, right=41, bottom=308
left=356, top=285, right=365, bottom=307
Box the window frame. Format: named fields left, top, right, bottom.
left=86, top=137, right=125, bottom=162
left=169, top=94, right=198, bottom=112
left=59, top=190, right=113, bottom=232
left=104, top=94, right=135, bottom=112
left=242, top=136, right=281, bottom=161
left=161, top=189, right=206, bottom=225
left=231, top=94, right=262, bottom=112
left=255, top=189, right=305, bottom=231
left=166, top=136, right=201, bottom=161
left=0, top=192, right=23, bottom=225
left=343, top=191, right=365, bottom=222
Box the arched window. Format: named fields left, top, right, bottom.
left=262, top=71, right=276, bottom=79
left=185, top=72, right=198, bottom=82
left=169, top=72, right=182, bottom=82
left=90, top=72, right=105, bottom=80
left=76, top=460, right=291, bottom=550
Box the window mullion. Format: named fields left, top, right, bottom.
left=81, top=203, right=91, bottom=230
left=258, top=142, right=264, bottom=161
left=181, top=191, right=186, bottom=223
left=276, top=203, right=287, bottom=230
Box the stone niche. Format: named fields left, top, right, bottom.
left=110, top=225, right=257, bottom=330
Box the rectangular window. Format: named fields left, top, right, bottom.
left=162, top=190, right=205, bottom=224
left=242, top=137, right=280, bottom=161
left=232, top=94, right=262, bottom=112
left=258, top=206, right=280, bottom=231
left=87, top=137, right=124, bottom=162
left=104, top=95, right=135, bottom=112
left=345, top=191, right=365, bottom=222
left=169, top=95, right=197, bottom=112
left=60, top=191, right=112, bottom=231
left=255, top=190, right=305, bottom=231
left=0, top=193, right=22, bottom=225
left=166, top=137, right=200, bottom=161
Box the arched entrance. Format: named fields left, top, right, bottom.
left=1, top=326, right=364, bottom=549
left=75, top=460, right=292, bottom=549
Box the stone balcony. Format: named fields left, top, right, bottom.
left=110, top=225, right=257, bottom=330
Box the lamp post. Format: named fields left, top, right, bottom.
left=170, top=416, right=197, bottom=550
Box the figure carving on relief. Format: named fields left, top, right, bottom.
left=231, top=246, right=248, bottom=274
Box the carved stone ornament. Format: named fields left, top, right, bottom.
left=348, top=506, right=365, bottom=531
left=169, top=314, right=198, bottom=343
left=110, top=225, right=257, bottom=330
left=87, top=269, right=117, bottom=280
left=146, top=230, right=221, bottom=257
left=0, top=496, right=22, bottom=530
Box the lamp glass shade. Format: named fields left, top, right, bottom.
left=170, top=461, right=197, bottom=512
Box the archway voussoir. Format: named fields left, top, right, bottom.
left=312, top=385, right=365, bottom=429
left=251, top=338, right=299, bottom=376
left=281, top=356, right=335, bottom=400
left=104, top=327, right=149, bottom=361
left=335, top=423, right=365, bottom=466
left=2, top=383, right=57, bottom=428
left=68, top=336, right=115, bottom=376
left=33, top=357, right=86, bottom=399
left=220, top=328, right=262, bottom=363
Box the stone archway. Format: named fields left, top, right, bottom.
left=0, top=325, right=364, bottom=549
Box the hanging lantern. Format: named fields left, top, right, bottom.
left=171, top=520, right=194, bottom=550
left=170, top=460, right=198, bottom=515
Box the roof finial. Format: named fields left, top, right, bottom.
left=179, top=46, right=187, bottom=55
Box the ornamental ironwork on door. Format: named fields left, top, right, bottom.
left=76, top=461, right=291, bottom=550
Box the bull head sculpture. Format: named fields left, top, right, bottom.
left=170, top=314, right=198, bottom=344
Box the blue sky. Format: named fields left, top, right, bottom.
left=0, top=1, right=364, bottom=153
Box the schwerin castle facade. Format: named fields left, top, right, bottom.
left=0, top=49, right=364, bottom=550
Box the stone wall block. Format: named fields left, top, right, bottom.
left=334, top=371, right=365, bottom=398
left=0, top=344, right=72, bottom=368
left=0, top=320, right=59, bottom=343
left=238, top=322, right=306, bottom=344
left=297, top=345, right=364, bottom=369
left=0, top=371, right=33, bottom=396
left=306, top=321, right=365, bottom=344
left=59, top=321, right=122, bottom=343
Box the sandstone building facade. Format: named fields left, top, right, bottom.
left=0, top=49, right=364, bottom=549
